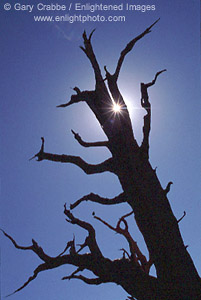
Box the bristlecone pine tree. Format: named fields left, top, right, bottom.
left=3, top=19, right=201, bottom=300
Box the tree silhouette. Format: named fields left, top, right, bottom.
left=2, top=20, right=201, bottom=300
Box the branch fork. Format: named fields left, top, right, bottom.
left=93, top=212, right=153, bottom=274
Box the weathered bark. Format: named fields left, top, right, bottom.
left=3, top=20, right=201, bottom=300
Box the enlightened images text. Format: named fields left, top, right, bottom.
left=75, top=3, right=156, bottom=13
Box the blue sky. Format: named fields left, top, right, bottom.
left=1, top=0, right=200, bottom=299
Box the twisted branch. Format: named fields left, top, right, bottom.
left=30, top=138, right=115, bottom=175
left=1, top=227, right=104, bottom=296
left=94, top=212, right=152, bottom=274
left=70, top=192, right=126, bottom=210
left=64, top=205, right=102, bottom=257
left=80, top=30, right=105, bottom=90
left=140, top=69, right=166, bottom=159
left=114, top=18, right=160, bottom=81
left=2, top=222, right=157, bottom=299
left=0, top=229, right=51, bottom=262
left=1, top=229, right=97, bottom=296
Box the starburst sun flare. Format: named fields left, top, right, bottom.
left=113, top=102, right=122, bottom=113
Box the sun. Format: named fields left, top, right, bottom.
left=113, top=103, right=122, bottom=113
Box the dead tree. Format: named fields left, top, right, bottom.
left=2, top=20, right=201, bottom=300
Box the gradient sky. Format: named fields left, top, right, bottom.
left=1, top=0, right=200, bottom=299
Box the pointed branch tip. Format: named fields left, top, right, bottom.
left=177, top=211, right=186, bottom=223
left=29, top=137, right=45, bottom=161
left=89, top=28, right=96, bottom=41
left=164, top=181, right=173, bottom=194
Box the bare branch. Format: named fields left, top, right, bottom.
left=89, top=28, right=96, bottom=41
left=76, top=30, right=138, bottom=148
left=116, top=211, right=134, bottom=231
left=1, top=229, right=32, bottom=250
left=94, top=211, right=133, bottom=235
left=80, top=30, right=104, bottom=88
left=64, top=205, right=95, bottom=235
left=140, top=69, right=167, bottom=110
left=94, top=214, right=117, bottom=232
left=64, top=205, right=102, bottom=257
left=41, top=153, right=114, bottom=175
left=57, top=95, right=82, bottom=108
left=6, top=263, right=48, bottom=297
left=70, top=192, right=126, bottom=210
left=94, top=213, right=153, bottom=274
left=120, top=248, right=131, bottom=259
left=140, top=69, right=166, bottom=159
left=62, top=266, right=84, bottom=280
left=71, top=130, right=109, bottom=148
left=0, top=229, right=51, bottom=262
left=2, top=228, right=157, bottom=298
left=102, top=20, right=161, bottom=141
left=30, top=138, right=115, bottom=175
left=76, top=236, right=90, bottom=253
left=57, top=90, right=95, bottom=108
left=177, top=211, right=186, bottom=223
left=143, top=69, right=167, bottom=90
left=164, top=181, right=173, bottom=195
left=2, top=227, right=100, bottom=295
left=6, top=251, right=103, bottom=296
left=62, top=274, right=105, bottom=285
left=73, top=86, right=81, bottom=94
left=57, top=237, right=76, bottom=257
left=29, top=137, right=44, bottom=161
left=114, top=18, right=160, bottom=80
